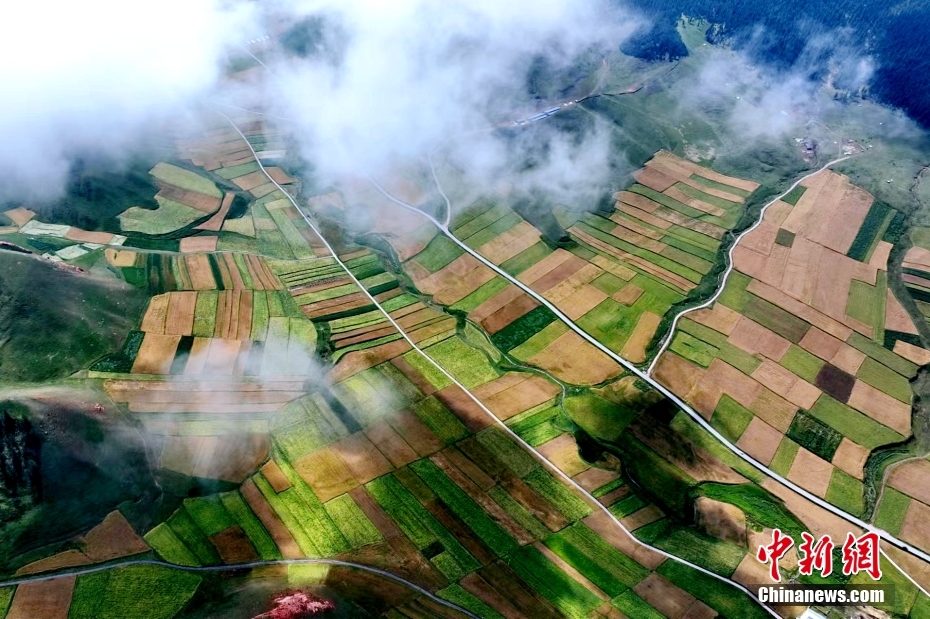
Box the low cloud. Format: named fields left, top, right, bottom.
left=0, top=0, right=253, bottom=200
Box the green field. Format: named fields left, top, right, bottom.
left=873, top=487, right=910, bottom=535
left=150, top=162, right=221, bottom=197
left=543, top=522, right=650, bottom=595
left=505, top=545, right=602, bottom=619
left=119, top=196, right=205, bottom=235
left=808, top=394, right=906, bottom=450
left=564, top=393, right=638, bottom=442
left=424, top=336, right=500, bottom=388
left=710, top=395, right=754, bottom=442
left=219, top=491, right=282, bottom=560
left=323, top=494, right=383, bottom=548
left=69, top=565, right=201, bottom=619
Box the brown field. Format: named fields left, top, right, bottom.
left=619, top=311, right=661, bottom=363
left=266, top=167, right=296, bottom=184
left=80, top=510, right=149, bottom=562
left=848, top=381, right=910, bottom=435
left=348, top=486, right=403, bottom=540
left=895, top=340, right=930, bottom=365
left=799, top=327, right=844, bottom=362
left=261, top=460, right=292, bottom=492
left=196, top=192, right=235, bottom=232
left=900, top=500, right=930, bottom=552
left=597, top=486, right=630, bottom=508
left=831, top=438, right=869, bottom=480
left=179, top=236, right=219, bottom=253
left=64, top=228, right=115, bottom=244
left=830, top=344, right=866, bottom=375
left=6, top=576, right=76, bottom=619
left=328, top=340, right=412, bottom=383
left=528, top=330, right=623, bottom=385
left=15, top=551, right=91, bottom=576
left=242, top=478, right=302, bottom=558
left=131, top=333, right=181, bottom=375
left=365, top=419, right=419, bottom=468
left=616, top=201, right=673, bottom=232
left=211, top=525, right=259, bottom=564
left=528, top=257, right=588, bottom=294
left=390, top=356, right=437, bottom=396
left=652, top=150, right=760, bottom=193
left=105, top=248, right=138, bottom=267
left=105, top=378, right=306, bottom=414
left=573, top=467, right=619, bottom=493
left=749, top=388, right=797, bottom=434
left=807, top=182, right=873, bottom=255
left=634, top=573, right=696, bottom=619
left=646, top=159, right=747, bottom=204
left=496, top=472, right=568, bottom=533
left=904, top=246, right=930, bottom=270
left=728, top=316, right=791, bottom=361
left=888, top=459, right=930, bottom=504
left=156, top=183, right=221, bottom=213
left=621, top=505, right=664, bottom=531
left=610, top=212, right=665, bottom=240
left=478, top=221, right=541, bottom=264
left=612, top=284, right=644, bottom=306
left=733, top=553, right=780, bottom=590
left=160, top=436, right=204, bottom=475
left=689, top=304, right=741, bottom=336
left=748, top=278, right=853, bottom=341
left=141, top=294, right=170, bottom=332
left=553, top=285, right=608, bottom=321
left=704, top=359, right=762, bottom=408
left=385, top=410, right=444, bottom=457
left=751, top=360, right=802, bottom=400
left=5, top=207, right=36, bottom=227
left=164, top=291, right=197, bottom=336
left=435, top=385, right=494, bottom=432
left=610, top=225, right=667, bottom=253
left=187, top=254, right=218, bottom=290
left=516, top=249, right=575, bottom=286
left=736, top=417, right=784, bottom=465
left=202, top=338, right=241, bottom=375
left=654, top=353, right=704, bottom=405
left=537, top=434, right=588, bottom=477
left=886, top=290, right=920, bottom=334
left=231, top=170, right=269, bottom=191
left=332, top=433, right=395, bottom=484
left=633, top=166, right=678, bottom=192
left=246, top=254, right=282, bottom=290
left=477, top=374, right=560, bottom=420
left=442, top=446, right=495, bottom=490
left=787, top=448, right=833, bottom=497
left=295, top=449, right=359, bottom=502
left=481, top=294, right=538, bottom=335
left=469, top=285, right=523, bottom=322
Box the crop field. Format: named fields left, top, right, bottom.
left=654, top=169, right=926, bottom=519
left=399, top=150, right=759, bottom=384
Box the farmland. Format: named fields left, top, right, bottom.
left=7, top=93, right=930, bottom=619
left=401, top=149, right=759, bottom=385
left=653, top=169, right=927, bottom=525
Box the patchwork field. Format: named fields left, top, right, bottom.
left=654, top=169, right=926, bottom=519
left=401, top=150, right=758, bottom=384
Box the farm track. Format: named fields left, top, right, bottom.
left=216, top=113, right=783, bottom=618
left=0, top=557, right=479, bottom=619
left=369, top=159, right=930, bottom=596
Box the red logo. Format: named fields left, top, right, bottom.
left=757, top=530, right=882, bottom=581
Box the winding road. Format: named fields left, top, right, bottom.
left=0, top=558, right=479, bottom=619
left=367, top=159, right=930, bottom=596
left=218, top=113, right=784, bottom=618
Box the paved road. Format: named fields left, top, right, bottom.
left=0, top=557, right=478, bottom=618
left=221, top=113, right=783, bottom=618
left=367, top=165, right=930, bottom=595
